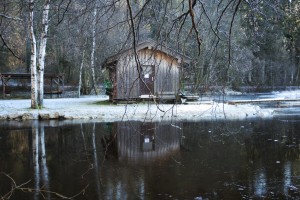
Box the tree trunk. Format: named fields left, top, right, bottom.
left=37, top=0, right=51, bottom=108
left=248, top=70, right=252, bottom=83
left=295, top=37, right=300, bottom=84
left=261, top=59, right=266, bottom=84
left=90, top=4, right=98, bottom=95
left=78, top=47, right=86, bottom=98
left=29, top=0, right=37, bottom=109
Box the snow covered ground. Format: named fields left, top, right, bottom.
left=271, top=89, right=300, bottom=99
left=0, top=95, right=275, bottom=122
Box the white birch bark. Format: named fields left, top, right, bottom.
left=92, top=123, right=101, bottom=197
left=40, top=126, right=51, bottom=199
left=90, top=3, right=98, bottom=95
left=33, top=126, right=40, bottom=200
left=37, top=0, right=51, bottom=107
left=78, top=47, right=86, bottom=98
left=29, top=0, right=38, bottom=109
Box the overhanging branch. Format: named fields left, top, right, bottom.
left=0, top=34, right=21, bottom=60
left=0, top=14, right=22, bottom=21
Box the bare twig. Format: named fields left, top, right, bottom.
left=0, top=172, right=89, bottom=200
left=0, top=14, right=22, bottom=21
left=188, top=0, right=202, bottom=55
left=0, top=34, right=21, bottom=60
left=57, top=0, right=72, bottom=25
left=228, top=0, right=242, bottom=66
left=198, top=1, right=220, bottom=40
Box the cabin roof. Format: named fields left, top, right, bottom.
left=104, top=40, right=191, bottom=67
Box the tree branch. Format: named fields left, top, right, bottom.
left=0, top=14, right=22, bottom=21
left=189, top=0, right=202, bottom=55
left=56, top=0, right=72, bottom=25
left=0, top=34, right=21, bottom=60
left=228, top=0, right=242, bottom=66
left=0, top=172, right=89, bottom=200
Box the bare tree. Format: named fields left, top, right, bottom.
left=90, top=1, right=98, bottom=95
left=78, top=41, right=87, bottom=98
left=29, top=0, right=38, bottom=108
left=27, top=0, right=51, bottom=108
left=37, top=0, right=51, bottom=107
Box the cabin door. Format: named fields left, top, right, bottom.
left=140, top=123, right=155, bottom=152
left=140, top=65, right=154, bottom=95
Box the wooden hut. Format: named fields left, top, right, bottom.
left=103, top=40, right=191, bottom=102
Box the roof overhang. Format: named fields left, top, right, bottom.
left=103, top=40, right=191, bottom=68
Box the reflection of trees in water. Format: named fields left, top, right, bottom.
left=181, top=120, right=251, bottom=152
left=84, top=120, right=300, bottom=199
left=243, top=120, right=300, bottom=198
left=0, top=122, right=89, bottom=199
left=182, top=119, right=300, bottom=160
left=98, top=121, right=182, bottom=199
left=1, top=120, right=299, bottom=199
left=32, top=126, right=50, bottom=200
left=182, top=120, right=300, bottom=199
left=0, top=129, right=30, bottom=161
left=0, top=124, right=51, bottom=199
left=75, top=121, right=182, bottom=199
left=245, top=119, right=300, bottom=163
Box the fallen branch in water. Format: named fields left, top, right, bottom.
left=0, top=172, right=89, bottom=200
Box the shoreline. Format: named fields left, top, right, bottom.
left=0, top=96, right=274, bottom=122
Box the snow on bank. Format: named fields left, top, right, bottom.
left=272, top=90, right=300, bottom=99
left=0, top=96, right=274, bottom=122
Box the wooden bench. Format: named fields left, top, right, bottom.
left=157, top=92, right=177, bottom=103
left=179, top=93, right=199, bottom=103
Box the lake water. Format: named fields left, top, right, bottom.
left=0, top=118, right=300, bottom=200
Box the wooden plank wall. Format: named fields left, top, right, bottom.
left=116, top=49, right=180, bottom=99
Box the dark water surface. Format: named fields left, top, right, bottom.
left=0, top=119, right=300, bottom=200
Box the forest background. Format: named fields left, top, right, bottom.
left=0, top=0, right=299, bottom=99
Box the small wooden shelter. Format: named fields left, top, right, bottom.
left=0, top=73, right=64, bottom=98
left=103, top=40, right=191, bottom=102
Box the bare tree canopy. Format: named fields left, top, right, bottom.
left=0, top=0, right=299, bottom=100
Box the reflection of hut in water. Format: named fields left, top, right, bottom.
left=104, top=121, right=182, bottom=162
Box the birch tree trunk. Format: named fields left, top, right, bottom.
left=78, top=47, right=86, bottom=98
left=90, top=3, right=98, bottom=95
left=29, top=0, right=38, bottom=109
left=37, top=0, right=51, bottom=107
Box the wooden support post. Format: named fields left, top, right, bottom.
left=3, top=79, right=5, bottom=98
left=1, top=75, right=4, bottom=98
left=1, top=75, right=10, bottom=98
